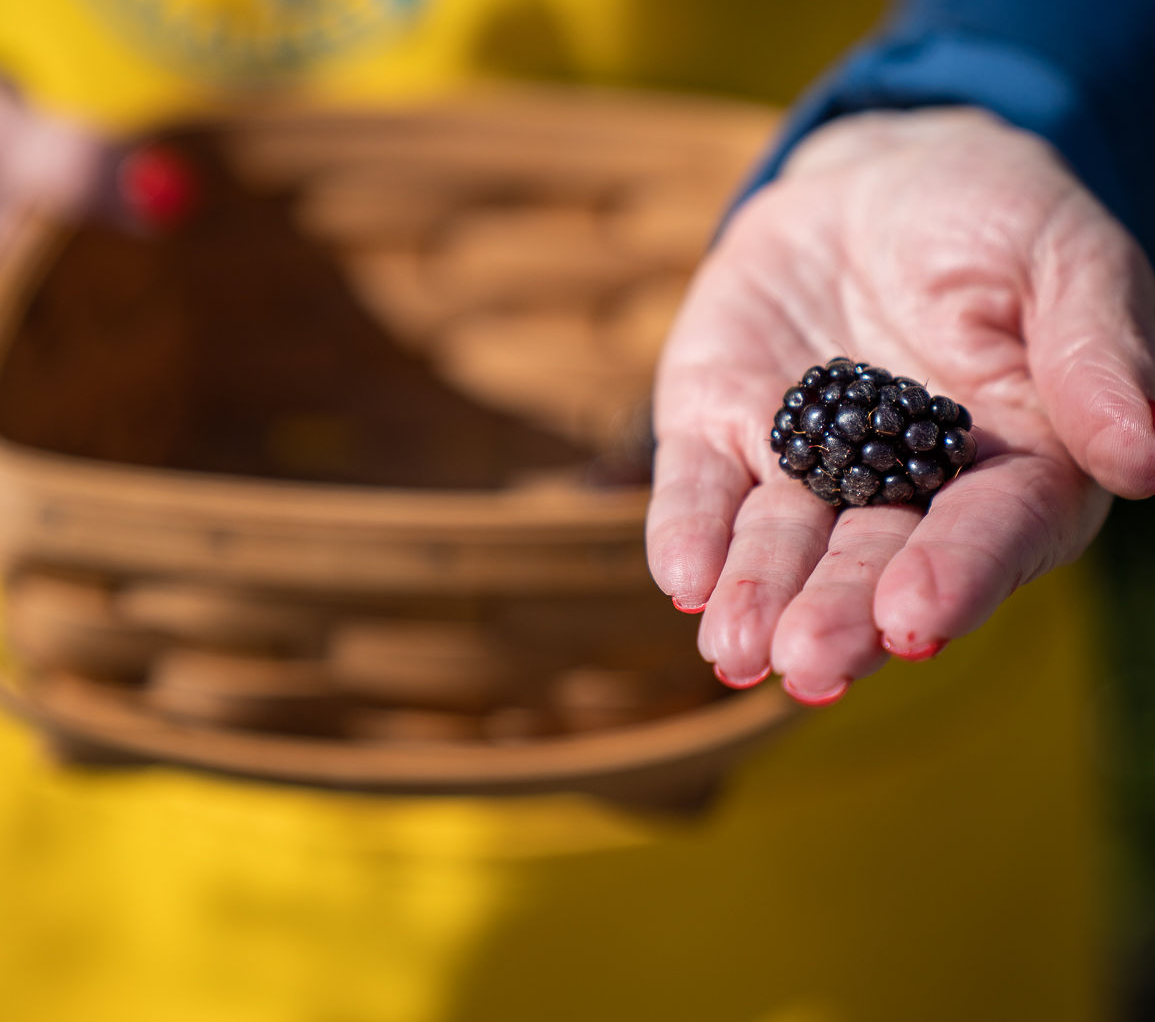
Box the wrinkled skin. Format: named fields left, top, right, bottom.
left=647, top=108, right=1155, bottom=705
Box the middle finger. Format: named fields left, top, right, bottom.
left=769, top=503, right=923, bottom=703
left=698, top=475, right=834, bottom=687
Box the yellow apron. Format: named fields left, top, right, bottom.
left=0, top=2, right=1108, bottom=1018
left=0, top=0, right=888, bottom=130
left=0, top=562, right=1106, bottom=1022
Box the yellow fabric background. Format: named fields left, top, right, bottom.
left=0, top=562, right=1106, bottom=1021
left=0, top=1, right=1110, bottom=1018
left=0, top=0, right=888, bottom=129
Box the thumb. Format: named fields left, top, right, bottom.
left=1026, top=192, right=1155, bottom=499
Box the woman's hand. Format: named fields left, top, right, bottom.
left=646, top=107, right=1155, bottom=704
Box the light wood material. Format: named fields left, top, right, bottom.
left=5, top=570, right=160, bottom=679
left=146, top=648, right=343, bottom=734
left=0, top=89, right=793, bottom=807
left=117, top=580, right=326, bottom=652
left=328, top=619, right=515, bottom=711
left=1, top=666, right=796, bottom=800
left=341, top=706, right=486, bottom=745
left=0, top=445, right=654, bottom=594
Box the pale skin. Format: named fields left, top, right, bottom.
left=0, top=88, right=190, bottom=238
left=647, top=107, right=1155, bottom=705
left=5, top=100, right=1154, bottom=707
left=0, top=88, right=106, bottom=243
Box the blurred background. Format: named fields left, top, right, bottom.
left=1, top=1, right=1153, bottom=1020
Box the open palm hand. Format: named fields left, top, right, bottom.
left=647, top=108, right=1155, bottom=704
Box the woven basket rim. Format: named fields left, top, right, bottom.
left=0, top=440, right=652, bottom=533
left=0, top=664, right=794, bottom=794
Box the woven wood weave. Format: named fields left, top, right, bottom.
left=0, top=88, right=794, bottom=809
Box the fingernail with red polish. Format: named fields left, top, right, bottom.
left=672, top=596, right=706, bottom=614
left=782, top=676, right=850, bottom=707
left=881, top=635, right=948, bottom=661
left=118, top=144, right=198, bottom=230
left=713, top=663, right=772, bottom=689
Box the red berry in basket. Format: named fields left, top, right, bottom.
left=118, top=144, right=198, bottom=229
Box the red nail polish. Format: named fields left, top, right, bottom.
left=713, top=663, right=772, bottom=689
left=118, top=144, right=198, bottom=230
left=881, top=635, right=947, bottom=661
left=781, top=676, right=850, bottom=707
left=672, top=596, right=706, bottom=614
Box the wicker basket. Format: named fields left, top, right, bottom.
left=0, top=87, right=794, bottom=809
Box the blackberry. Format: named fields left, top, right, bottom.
left=801, top=365, right=828, bottom=390
left=820, top=432, right=856, bottom=471
left=819, top=383, right=843, bottom=408
left=897, top=385, right=931, bottom=418
left=870, top=403, right=904, bottom=436
left=783, top=386, right=808, bottom=411
left=833, top=405, right=869, bottom=442
left=800, top=403, right=829, bottom=439
left=929, top=395, right=958, bottom=424
left=859, top=366, right=893, bottom=388
left=774, top=408, right=797, bottom=435
left=906, top=455, right=946, bottom=492
left=840, top=464, right=882, bottom=506
left=785, top=434, right=819, bottom=471
left=770, top=358, right=978, bottom=508
left=806, top=466, right=842, bottom=504
left=860, top=438, right=899, bottom=472
left=903, top=420, right=939, bottom=452
left=879, top=473, right=916, bottom=505
left=778, top=454, right=807, bottom=480
left=876, top=383, right=901, bottom=406
left=843, top=379, right=877, bottom=405
left=941, top=427, right=978, bottom=467
left=827, top=358, right=856, bottom=383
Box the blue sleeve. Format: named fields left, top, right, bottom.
left=734, top=0, right=1155, bottom=255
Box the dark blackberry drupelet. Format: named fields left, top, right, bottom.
left=821, top=431, right=856, bottom=472
left=783, top=386, right=809, bottom=411
left=800, top=403, right=829, bottom=439
left=860, top=438, right=899, bottom=472
left=770, top=357, right=978, bottom=508
left=785, top=434, right=819, bottom=471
